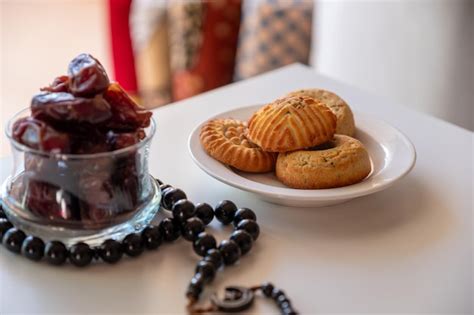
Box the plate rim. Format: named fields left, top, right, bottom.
left=188, top=104, right=416, bottom=201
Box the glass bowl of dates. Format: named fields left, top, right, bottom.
left=1, top=53, right=160, bottom=246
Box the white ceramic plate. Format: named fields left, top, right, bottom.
left=188, top=105, right=416, bottom=207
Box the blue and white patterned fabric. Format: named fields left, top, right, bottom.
left=234, top=0, right=313, bottom=80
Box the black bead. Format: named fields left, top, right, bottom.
left=277, top=294, right=291, bottom=307
left=229, top=230, right=253, bottom=255
left=214, top=200, right=237, bottom=225
left=92, top=249, right=100, bottom=260
left=45, top=241, right=68, bottom=265
left=161, top=188, right=187, bottom=210
left=271, top=288, right=285, bottom=300
left=186, top=284, right=202, bottom=301
left=98, top=239, right=123, bottom=263
left=69, top=242, right=93, bottom=267
left=160, top=187, right=173, bottom=209
left=161, top=186, right=172, bottom=195
left=159, top=184, right=171, bottom=192
left=21, top=236, right=45, bottom=261
left=218, top=239, right=241, bottom=265
left=204, top=249, right=224, bottom=269
left=282, top=308, right=298, bottom=315
left=261, top=282, right=274, bottom=297
left=159, top=218, right=180, bottom=242
left=280, top=300, right=292, bottom=310
left=171, top=216, right=183, bottom=230
left=142, top=226, right=163, bottom=250
left=172, top=199, right=196, bottom=223
left=282, top=307, right=298, bottom=315
left=233, top=208, right=257, bottom=226
left=181, top=218, right=205, bottom=242
left=186, top=273, right=204, bottom=300
left=195, top=260, right=216, bottom=283
left=191, top=272, right=205, bottom=288
left=122, top=233, right=145, bottom=257
left=193, top=232, right=217, bottom=256
left=237, top=219, right=260, bottom=241
left=155, top=178, right=163, bottom=185
left=195, top=203, right=214, bottom=225
left=0, top=218, right=13, bottom=239
left=2, top=228, right=26, bottom=253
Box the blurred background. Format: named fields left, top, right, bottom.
left=1, top=0, right=473, bottom=157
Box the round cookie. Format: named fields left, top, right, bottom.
left=276, top=135, right=371, bottom=189
left=287, top=89, right=355, bottom=136
left=200, top=118, right=277, bottom=173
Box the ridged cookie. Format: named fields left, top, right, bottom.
left=287, top=89, right=355, bottom=136
left=200, top=119, right=277, bottom=173
left=248, top=96, right=337, bottom=152
left=276, top=135, right=371, bottom=189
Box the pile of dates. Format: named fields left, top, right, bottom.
left=11, top=53, right=152, bottom=224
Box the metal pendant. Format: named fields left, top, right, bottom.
left=210, top=286, right=255, bottom=312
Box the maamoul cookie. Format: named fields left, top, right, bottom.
left=248, top=96, right=337, bottom=152
left=200, top=119, right=277, bottom=173
left=276, top=135, right=371, bottom=189
left=287, top=89, right=355, bottom=136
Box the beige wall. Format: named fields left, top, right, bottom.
left=0, top=0, right=111, bottom=157
left=312, top=0, right=474, bottom=131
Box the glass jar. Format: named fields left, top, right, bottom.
left=1, top=108, right=160, bottom=246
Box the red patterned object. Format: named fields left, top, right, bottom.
left=108, top=0, right=138, bottom=93
left=170, top=0, right=242, bottom=101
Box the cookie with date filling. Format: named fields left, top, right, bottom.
left=200, top=119, right=277, bottom=173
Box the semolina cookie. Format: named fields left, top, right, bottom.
left=248, top=96, right=337, bottom=152
left=287, top=89, right=355, bottom=136
left=200, top=118, right=277, bottom=173
left=276, top=135, right=371, bottom=189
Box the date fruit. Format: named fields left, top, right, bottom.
left=12, top=117, right=70, bottom=153
left=103, top=83, right=152, bottom=130
left=40, top=75, right=70, bottom=93
left=106, top=129, right=145, bottom=150
left=26, top=180, right=79, bottom=220
left=31, top=92, right=112, bottom=125
left=68, top=53, right=110, bottom=97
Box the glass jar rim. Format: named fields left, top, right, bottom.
left=5, top=107, right=156, bottom=160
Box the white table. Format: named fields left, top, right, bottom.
left=0, top=64, right=472, bottom=314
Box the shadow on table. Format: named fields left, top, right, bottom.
left=254, top=174, right=456, bottom=262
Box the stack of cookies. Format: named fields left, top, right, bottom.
left=200, top=89, right=371, bottom=189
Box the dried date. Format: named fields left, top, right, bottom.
left=78, top=169, right=133, bottom=223
left=24, top=153, right=79, bottom=195
left=116, top=176, right=139, bottom=208
left=40, top=75, right=70, bottom=93
left=106, top=129, right=145, bottom=150
left=68, top=53, right=110, bottom=97
left=26, top=180, right=79, bottom=220
left=31, top=92, right=112, bottom=125
left=79, top=176, right=113, bottom=205
left=70, top=129, right=145, bottom=154
left=12, top=117, right=70, bottom=153
left=103, top=83, right=152, bottom=130
left=69, top=129, right=108, bottom=154
left=113, top=152, right=140, bottom=207
left=72, top=138, right=109, bottom=154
